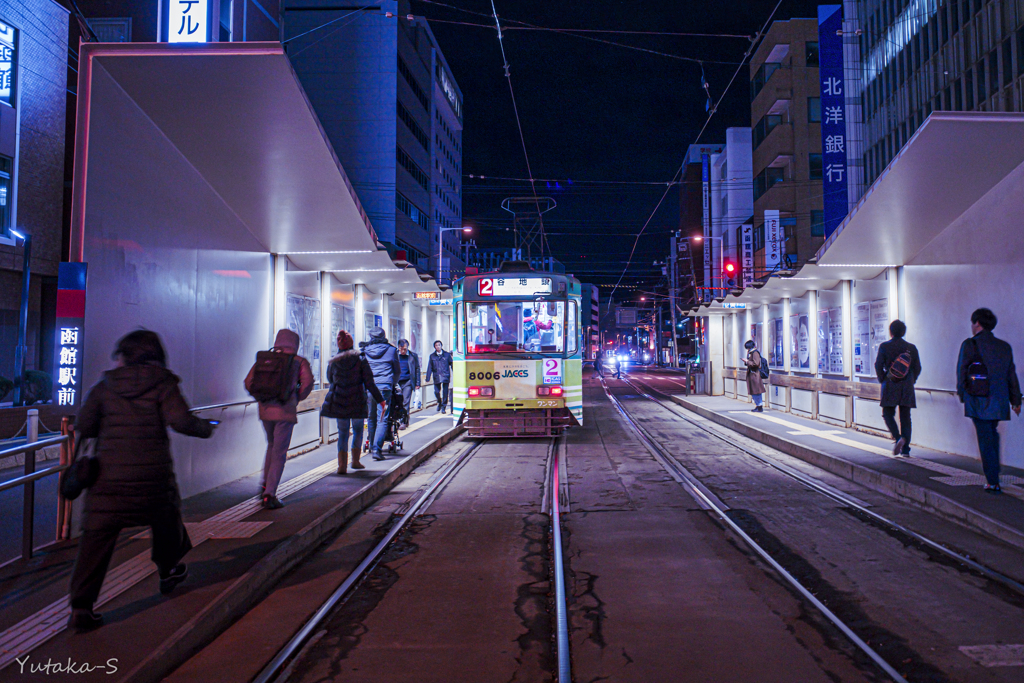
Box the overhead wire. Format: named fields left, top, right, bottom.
left=607, top=0, right=785, bottom=302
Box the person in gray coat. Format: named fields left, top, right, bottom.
left=874, top=320, right=922, bottom=456
left=245, top=329, right=314, bottom=509
left=956, top=308, right=1022, bottom=493
left=360, top=327, right=401, bottom=459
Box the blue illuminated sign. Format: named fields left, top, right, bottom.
left=819, top=5, right=848, bottom=238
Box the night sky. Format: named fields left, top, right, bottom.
left=411, top=0, right=824, bottom=300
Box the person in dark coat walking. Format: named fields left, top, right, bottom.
left=68, top=331, right=215, bottom=631
left=321, top=330, right=385, bottom=474
left=361, top=327, right=400, bottom=459
left=956, top=308, right=1022, bottom=493
left=744, top=340, right=766, bottom=412
left=874, top=320, right=922, bottom=456
left=245, top=329, right=314, bottom=509
left=594, top=349, right=605, bottom=378
left=396, top=339, right=421, bottom=428
left=425, top=340, right=453, bottom=413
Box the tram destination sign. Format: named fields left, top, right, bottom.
left=478, top=277, right=552, bottom=297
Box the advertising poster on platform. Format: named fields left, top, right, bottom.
left=798, top=314, right=810, bottom=369
left=770, top=318, right=784, bottom=368
left=817, top=309, right=829, bottom=372
left=789, top=315, right=800, bottom=368
left=766, top=319, right=777, bottom=368
left=870, top=300, right=889, bottom=368
left=854, top=302, right=870, bottom=375
left=828, top=308, right=844, bottom=374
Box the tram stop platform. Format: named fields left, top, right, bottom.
left=626, top=369, right=1024, bottom=552
left=0, top=408, right=459, bottom=681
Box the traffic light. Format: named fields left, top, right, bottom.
left=723, top=261, right=739, bottom=289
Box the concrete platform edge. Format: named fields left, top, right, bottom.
left=121, top=424, right=465, bottom=683
left=669, top=395, right=1024, bottom=552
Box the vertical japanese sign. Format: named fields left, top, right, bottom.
left=701, top=153, right=711, bottom=302
left=819, top=5, right=848, bottom=238
left=741, top=224, right=754, bottom=287
left=168, top=0, right=210, bottom=43
left=764, top=209, right=781, bottom=272
left=0, top=21, right=15, bottom=106
left=53, top=263, right=87, bottom=408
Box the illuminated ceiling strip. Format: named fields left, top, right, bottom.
left=818, top=264, right=896, bottom=268
left=324, top=268, right=407, bottom=272
left=279, top=250, right=375, bottom=255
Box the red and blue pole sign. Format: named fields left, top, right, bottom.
left=53, top=262, right=87, bottom=409
left=819, top=5, right=848, bottom=238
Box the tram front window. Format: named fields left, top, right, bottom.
left=466, top=300, right=566, bottom=354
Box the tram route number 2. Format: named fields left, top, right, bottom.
left=543, top=359, right=563, bottom=384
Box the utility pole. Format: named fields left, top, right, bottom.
left=669, top=232, right=680, bottom=368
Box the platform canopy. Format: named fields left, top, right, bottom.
left=71, top=42, right=441, bottom=294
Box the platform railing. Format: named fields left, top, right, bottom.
left=0, top=410, right=73, bottom=562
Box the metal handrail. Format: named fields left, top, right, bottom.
left=0, top=434, right=67, bottom=460
left=190, top=399, right=257, bottom=412
left=0, top=462, right=69, bottom=494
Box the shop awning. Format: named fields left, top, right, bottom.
left=70, top=42, right=441, bottom=295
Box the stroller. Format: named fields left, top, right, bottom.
left=369, top=394, right=407, bottom=454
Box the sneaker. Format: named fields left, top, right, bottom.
left=68, top=608, right=104, bottom=632
left=372, top=450, right=386, bottom=462
left=261, top=494, right=284, bottom=509
left=753, top=406, right=763, bottom=413
left=984, top=484, right=1002, bottom=494
left=893, top=438, right=906, bottom=455
left=159, top=564, right=189, bottom=595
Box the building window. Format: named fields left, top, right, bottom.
left=752, top=113, right=783, bottom=147
left=0, top=20, right=15, bottom=106
left=397, top=102, right=429, bottom=151
left=750, top=62, right=781, bottom=100
left=396, top=192, right=428, bottom=230
left=1003, top=38, right=1012, bottom=86
left=810, top=210, right=825, bottom=237
left=989, top=50, right=999, bottom=96
left=0, top=156, right=11, bottom=235
left=809, top=153, right=823, bottom=180
left=753, top=167, right=785, bottom=200
left=397, top=56, right=430, bottom=110
left=220, top=0, right=232, bottom=41
left=396, top=146, right=429, bottom=191
left=805, top=41, right=819, bottom=66
left=808, top=97, right=821, bottom=122
left=966, top=69, right=974, bottom=109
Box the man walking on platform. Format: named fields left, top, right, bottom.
left=875, top=320, right=922, bottom=455
left=425, top=340, right=453, bottom=413
left=361, top=327, right=401, bottom=461
left=397, top=338, right=420, bottom=428
left=957, top=308, right=1021, bottom=494
left=246, top=329, right=314, bottom=509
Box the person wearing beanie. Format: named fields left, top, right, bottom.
left=321, top=330, right=385, bottom=473
left=245, top=328, right=314, bottom=508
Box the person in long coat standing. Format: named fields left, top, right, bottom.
left=68, top=331, right=216, bottom=631
left=874, top=319, right=922, bottom=456
left=744, top=340, right=766, bottom=412
left=321, top=330, right=385, bottom=474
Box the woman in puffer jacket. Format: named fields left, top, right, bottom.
left=321, top=330, right=385, bottom=473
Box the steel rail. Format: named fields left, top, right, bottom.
left=601, top=380, right=910, bottom=683
left=252, top=438, right=482, bottom=683
left=550, top=436, right=571, bottom=683
left=626, top=375, right=1024, bottom=598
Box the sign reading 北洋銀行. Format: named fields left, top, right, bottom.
left=819, top=5, right=848, bottom=238
left=52, top=263, right=88, bottom=409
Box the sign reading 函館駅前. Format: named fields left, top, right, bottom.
left=53, top=263, right=88, bottom=409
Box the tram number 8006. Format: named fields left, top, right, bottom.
left=468, top=371, right=498, bottom=381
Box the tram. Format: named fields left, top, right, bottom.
left=451, top=262, right=583, bottom=437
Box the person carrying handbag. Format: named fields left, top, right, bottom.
left=956, top=308, right=1022, bottom=493
left=67, top=331, right=216, bottom=631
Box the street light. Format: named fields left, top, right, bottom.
left=438, top=225, right=472, bottom=287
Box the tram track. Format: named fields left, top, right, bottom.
left=599, top=377, right=912, bottom=683
left=249, top=435, right=573, bottom=683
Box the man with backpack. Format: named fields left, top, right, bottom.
left=245, top=329, right=314, bottom=509
left=875, top=320, right=922, bottom=456
left=744, top=340, right=767, bottom=412
left=956, top=308, right=1021, bottom=493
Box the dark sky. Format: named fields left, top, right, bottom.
left=411, top=0, right=823, bottom=300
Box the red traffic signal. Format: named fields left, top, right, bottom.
left=723, top=261, right=737, bottom=274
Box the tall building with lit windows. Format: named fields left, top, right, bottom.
left=282, top=0, right=465, bottom=284
left=853, top=0, right=1024, bottom=183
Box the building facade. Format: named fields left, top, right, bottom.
left=708, top=128, right=754, bottom=287
left=282, top=1, right=464, bottom=284
left=854, top=0, right=1024, bottom=184
left=0, top=0, right=68, bottom=401
left=678, top=142, right=724, bottom=304
left=750, top=18, right=824, bottom=275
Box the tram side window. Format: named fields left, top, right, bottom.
left=466, top=300, right=566, bottom=353
left=566, top=301, right=578, bottom=354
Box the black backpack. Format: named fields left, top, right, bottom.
left=964, top=338, right=990, bottom=397
left=247, top=349, right=297, bottom=403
